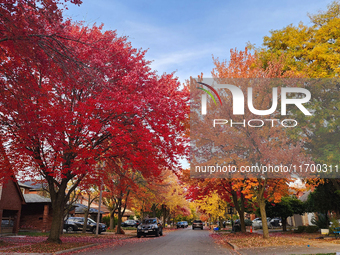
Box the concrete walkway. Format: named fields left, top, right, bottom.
left=236, top=243, right=340, bottom=255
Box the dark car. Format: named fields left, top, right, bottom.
left=137, top=218, right=163, bottom=238
left=121, top=220, right=138, bottom=227
left=64, top=217, right=106, bottom=234
left=192, top=220, right=203, bottom=230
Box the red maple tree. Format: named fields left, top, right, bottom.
left=0, top=16, right=188, bottom=243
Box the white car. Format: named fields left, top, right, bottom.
left=252, top=217, right=273, bottom=229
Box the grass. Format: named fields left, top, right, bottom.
left=18, top=231, right=49, bottom=237
left=0, top=240, right=15, bottom=248
left=122, top=227, right=138, bottom=230
left=2, top=242, right=89, bottom=253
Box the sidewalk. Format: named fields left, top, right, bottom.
left=236, top=243, right=340, bottom=255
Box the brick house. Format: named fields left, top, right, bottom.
left=18, top=181, right=53, bottom=232
left=20, top=194, right=52, bottom=232
left=0, top=178, right=25, bottom=235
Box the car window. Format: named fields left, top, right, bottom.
left=143, top=219, right=156, bottom=224
left=88, top=218, right=96, bottom=224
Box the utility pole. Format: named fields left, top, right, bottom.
left=96, top=161, right=105, bottom=236
left=96, top=183, right=103, bottom=236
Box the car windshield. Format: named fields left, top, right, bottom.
left=193, top=220, right=202, bottom=223
left=143, top=219, right=156, bottom=224
left=88, top=218, right=96, bottom=224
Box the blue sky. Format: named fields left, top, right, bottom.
left=65, top=0, right=331, bottom=83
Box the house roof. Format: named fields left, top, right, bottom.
left=74, top=203, right=104, bottom=214
left=18, top=181, right=47, bottom=191
left=10, top=176, right=26, bottom=205
left=23, top=194, right=51, bottom=203
left=298, top=190, right=311, bottom=202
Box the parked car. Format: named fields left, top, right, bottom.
left=64, top=217, right=106, bottom=234
left=121, top=220, right=138, bottom=227
left=270, top=217, right=282, bottom=227
left=233, top=219, right=253, bottom=231
left=137, top=218, right=163, bottom=238
left=177, top=221, right=188, bottom=228
left=252, top=217, right=273, bottom=230
left=1, top=219, right=13, bottom=227
left=192, top=220, right=203, bottom=230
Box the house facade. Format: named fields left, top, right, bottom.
left=0, top=178, right=25, bottom=235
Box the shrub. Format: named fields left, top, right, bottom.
left=294, top=226, right=306, bottom=233
left=305, top=225, right=319, bottom=233
left=245, top=219, right=252, bottom=226
left=102, top=216, right=110, bottom=227
left=102, top=216, right=118, bottom=228
left=311, top=213, right=328, bottom=229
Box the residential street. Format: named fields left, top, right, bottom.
left=81, top=228, right=236, bottom=255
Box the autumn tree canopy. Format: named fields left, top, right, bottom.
left=0, top=13, right=188, bottom=243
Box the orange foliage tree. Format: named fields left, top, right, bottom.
left=189, top=48, right=310, bottom=238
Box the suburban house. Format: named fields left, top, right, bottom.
left=0, top=179, right=136, bottom=233
left=75, top=194, right=135, bottom=221
left=18, top=181, right=53, bottom=232
left=287, top=190, right=315, bottom=227
left=71, top=203, right=104, bottom=221
left=20, top=194, right=52, bottom=232
left=0, top=178, right=25, bottom=235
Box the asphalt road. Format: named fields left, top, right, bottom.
left=81, top=228, right=236, bottom=255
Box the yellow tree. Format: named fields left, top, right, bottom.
left=260, top=1, right=340, bottom=196
left=194, top=191, right=228, bottom=226
left=261, top=1, right=340, bottom=78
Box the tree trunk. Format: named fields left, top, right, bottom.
left=109, top=211, right=114, bottom=230
left=47, top=188, right=66, bottom=243
left=82, top=194, right=92, bottom=233
left=258, top=196, right=269, bottom=238
left=116, top=198, right=123, bottom=234
left=282, top=217, right=287, bottom=232
left=162, top=205, right=167, bottom=227
left=151, top=204, right=157, bottom=217
left=82, top=209, right=89, bottom=233
left=231, top=189, right=246, bottom=232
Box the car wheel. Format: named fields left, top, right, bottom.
left=201, top=227, right=203, bottom=230
left=156, top=229, right=159, bottom=237
left=160, top=229, right=163, bottom=236
left=137, top=234, right=141, bottom=238
left=92, top=227, right=96, bottom=234
left=66, top=226, right=74, bottom=232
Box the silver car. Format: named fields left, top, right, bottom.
left=252, top=217, right=273, bottom=230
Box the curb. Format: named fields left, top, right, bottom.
left=227, top=241, right=239, bottom=250
left=0, top=253, right=51, bottom=255
left=54, top=236, right=136, bottom=254
left=0, top=236, right=137, bottom=255
left=54, top=243, right=98, bottom=254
